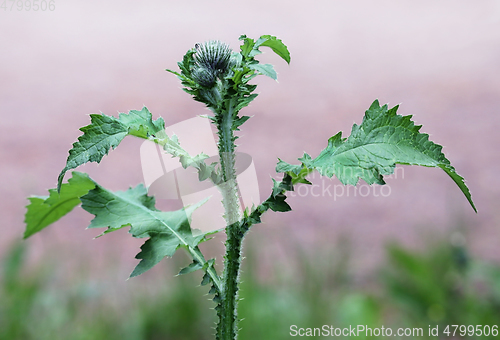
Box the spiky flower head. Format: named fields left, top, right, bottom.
left=191, top=40, right=233, bottom=88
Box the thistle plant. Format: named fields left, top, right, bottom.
left=23, top=35, right=476, bottom=340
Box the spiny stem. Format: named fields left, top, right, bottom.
left=214, top=97, right=245, bottom=340
left=218, top=98, right=241, bottom=226
left=219, top=222, right=245, bottom=339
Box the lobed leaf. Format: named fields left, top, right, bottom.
left=254, top=35, right=291, bottom=64
left=277, top=100, right=476, bottom=212
left=238, top=34, right=289, bottom=72
left=58, top=107, right=165, bottom=191
left=118, top=107, right=165, bottom=139
left=157, top=134, right=220, bottom=184
left=80, top=182, right=212, bottom=277
left=57, top=115, right=127, bottom=191
left=238, top=34, right=256, bottom=59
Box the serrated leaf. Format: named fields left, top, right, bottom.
left=24, top=172, right=95, bottom=239
left=180, top=153, right=209, bottom=170
left=160, top=134, right=219, bottom=184
left=248, top=64, right=277, bottom=80
left=200, top=259, right=217, bottom=288
left=80, top=183, right=211, bottom=277
left=238, top=34, right=255, bottom=58
left=278, top=100, right=476, bottom=212
left=235, top=95, right=258, bottom=112
left=178, top=261, right=203, bottom=275
left=254, top=35, right=291, bottom=64
left=275, top=160, right=312, bottom=186
left=57, top=114, right=128, bottom=191
left=81, top=183, right=206, bottom=238
left=276, top=159, right=302, bottom=175
left=232, top=115, right=251, bottom=130
left=201, top=272, right=211, bottom=286
left=81, top=184, right=156, bottom=235
left=132, top=233, right=184, bottom=277
left=58, top=108, right=165, bottom=192
left=198, top=161, right=217, bottom=182
left=238, top=178, right=294, bottom=234
left=118, top=107, right=165, bottom=139
left=264, top=193, right=291, bottom=212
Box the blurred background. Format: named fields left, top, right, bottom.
left=1, top=1, right=499, bottom=339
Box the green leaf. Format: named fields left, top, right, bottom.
left=248, top=64, right=277, bottom=80
left=24, top=172, right=96, bottom=239
left=254, top=35, right=291, bottom=64
left=271, top=177, right=292, bottom=197
left=159, top=134, right=220, bottom=184
left=264, top=193, right=291, bottom=212
left=132, top=234, right=191, bottom=278
left=201, top=272, right=211, bottom=286
left=235, top=94, right=258, bottom=112
left=118, top=107, right=165, bottom=139
left=238, top=34, right=255, bottom=58
left=58, top=108, right=165, bottom=192
left=81, top=184, right=156, bottom=235
left=276, top=159, right=302, bottom=174
left=277, top=100, right=476, bottom=212
left=57, top=114, right=127, bottom=191
left=239, top=34, right=290, bottom=64
left=178, top=261, right=203, bottom=275
left=80, top=183, right=211, bottom=277
left=232, top=115, right=251, bottom=130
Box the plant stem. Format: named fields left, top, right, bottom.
left=219, top=221, right=245, bottom=339
left=217, top=98, right=241, bottom=226
left=214, top=97, right=245, bottom=340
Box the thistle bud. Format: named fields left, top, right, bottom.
left=191, top=40, right=233, bottom=88
left=191, top=68, right=217, bottom=88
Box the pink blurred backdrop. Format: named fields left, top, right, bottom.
left=1, top=0, right=499, bottom=280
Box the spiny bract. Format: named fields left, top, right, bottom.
left=191, top=40, right=233, bottom=88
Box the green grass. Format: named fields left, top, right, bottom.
left=2, top=231, right=500, bottom=340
